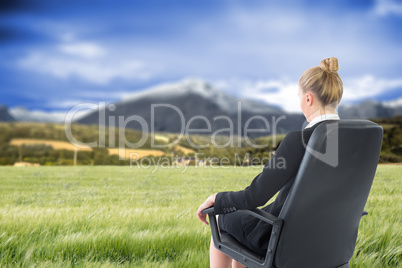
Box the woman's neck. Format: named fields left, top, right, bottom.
left=306, top=107, right=337, bottom=122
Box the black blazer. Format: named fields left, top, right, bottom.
left=214, top=120, right=340, bottom=252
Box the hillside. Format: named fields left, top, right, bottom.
left=371, top=116, right=402, bottom=163
left=0, top=122, right=264, bottom=166
left=0, top=116, right=401, bottom=166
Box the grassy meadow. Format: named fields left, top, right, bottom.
left=0, top=165, right=400, bottom=267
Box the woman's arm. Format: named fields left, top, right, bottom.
left=196, top=193, right=217, bottom=225
left=213, top=131, right=305, bottom=215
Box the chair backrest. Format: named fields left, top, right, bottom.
left=274, top=119, right=383, bottom=268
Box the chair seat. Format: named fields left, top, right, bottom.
left=220, top=233, right=265, bottom=263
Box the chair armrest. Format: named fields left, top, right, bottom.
left=201, top=207, right=215, bottom=214
left=202, top=206, right=283, bottom=268
left=242, top=209, right=282, bottom=226
left=202, top=207, right=281, bottom=225
left=201, top=207, right=282, bottom=225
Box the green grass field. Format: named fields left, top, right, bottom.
left=0, top=165, right=400, bottom=267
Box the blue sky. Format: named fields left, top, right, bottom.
left=1, top=0, right=402, bottom=114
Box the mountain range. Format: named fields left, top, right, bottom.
left=0, top=106, right=15, bottom=122
left=76, top=78, right=305, bottom=137
left=2, top=78, right=402, bottom=137
left=338, top=100, right=402, bottom=119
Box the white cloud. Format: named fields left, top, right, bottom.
left=73, top=90, right=130, bottom=100
left=212, top=75, right=402, bottom=113
left=9, top=106, right=83, bottom=123
left=59, top=42, right=106, bottom=58
left=373, top=0, right=402, bottom=16
left=14, top=3, right=402, bottom=112
left=212, top=77, right=300, bottom=112
left=24, top=4, right=401, bottom=84
left=383, top=97, right=402, bottom=107
left=343, top=75, right=402, bottom=101
left=183, top=2, right=402, bottom=79
left=18, top=40, right=157, bottom=85
left=45, top=99, right=96, bottom=109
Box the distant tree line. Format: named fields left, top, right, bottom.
left=372, top=116, right=402, bottom=163
left=0, top=117, right=401, bottom=166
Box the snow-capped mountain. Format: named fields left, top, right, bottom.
left=121, top=78, right=282, bottom=114
left=77, top=78, right=305, bottom=136
left=0, top=106, right=15, bottom=122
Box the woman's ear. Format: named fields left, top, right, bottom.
left=305, top=92, right=314, bottom=107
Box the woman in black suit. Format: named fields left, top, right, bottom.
left=196, top=57, right=344, bottom=268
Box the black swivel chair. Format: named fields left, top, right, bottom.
left=202, top=119, right=383, bottom=268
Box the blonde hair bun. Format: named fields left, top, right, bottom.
left=320, top=57, right=339, bottom=73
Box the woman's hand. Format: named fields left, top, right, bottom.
left=196, top=193, right=217, bottom=225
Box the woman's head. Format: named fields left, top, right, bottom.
left=298, top=57, right=343, bottom=120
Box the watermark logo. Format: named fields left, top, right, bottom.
left=128, top=152, right=286, bottom=173
left=62, top=101, right=293, bottom=171
left=64, top=102, right=285, bottom=149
